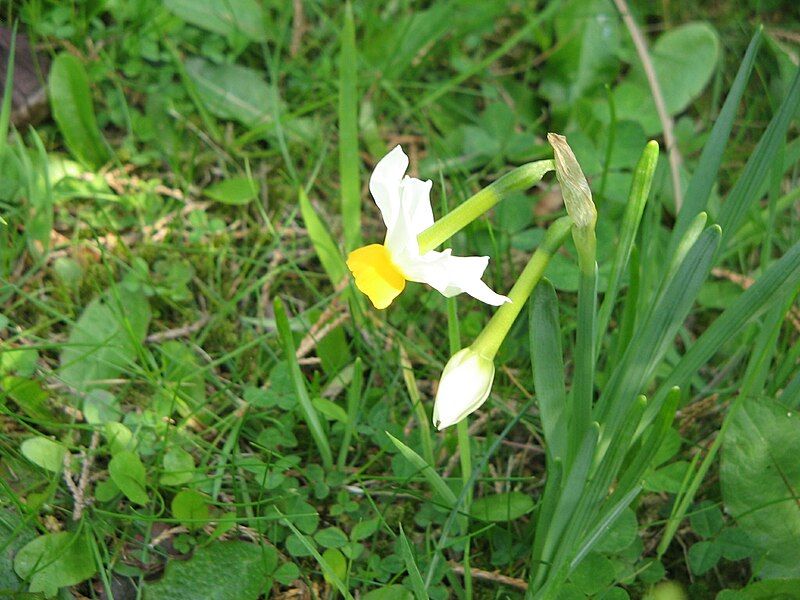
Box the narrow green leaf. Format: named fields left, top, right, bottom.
left=298, top=188, right=347, bottom=287
left=596, top=141, right=658, bottom=351
left=530, top=280, right=567, bottom=461
left=669, top=27, right=762, bottom=252
left=385, top=432, right=456, bottom=507
left=718, top=63, right=800, bottom=248
left=48, top=53, right=110, bottom=168
left=0, top=23, right=17, bottom=158
left=337, top=357, right=363, bottom=468
left=339, top=2, right=361, bottom=251
left=273, top=297, right=333, bottom=469
left=642, top=240, right=800, bottom=429
left=596, top=226, right=721, bottom=450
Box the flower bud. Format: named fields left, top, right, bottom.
left=432, top=347, right=495, bottom=430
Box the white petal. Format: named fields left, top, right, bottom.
left=385, top=176, right=433, bottom=254
left=397, top=250, right=511, bottom=306
left=369, top=145, right=408, bottom=231
left=401, top=176, right=434, bottom=235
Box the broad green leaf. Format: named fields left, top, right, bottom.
left=689, top=501, right=724, bottom=539
left=540, top=0, right=621, bottom=105
left=470, top=491, right=534, bottom=522
left=48, top=53, right=109, bottom=168
left=721, top=397, right=800, bottom=578
left=688, top=540, right=722, bottom=575
left=164, top=0, right=265, bottom=41
left=109, top=450, right=148, bottom=506
left=58, top=283, right=151, bottom=392
left=591, top=507, right=638, bottom=554
left=14, top=531, right=96, bottom=597
left=727, top=578, right=800, bottom=599
left=20, top=437, right=66, bottom=473
left=314, top=527, right=348, bottom=549
left=104, top=421, right=134, bottom=455
left=362, top=586, right=413, bottom=600
left=204, top=177, right=259, bottom=205
left=143, top=542, right=272, bottom=599
left=0, top=508, right=33, bottom=591
left=279, top=514, right=353, bottom=600
left=171, top=490, right=209, bottom=529
left=350, top=517, right=379, bottom=542
left=613, top=23, right=720, bottom=134
left=157, top=341, right=206, bottom=418
left=321, top=548, right=347, bottom=585
left=160, top=447, right=195, bottom=486
left=312, top=397, right=348, bottom=423
left=185, top=58, right=274, bottom=128
left=569, top=552, right=615, bottom=596
left=82, top=389, right=120, bottom=424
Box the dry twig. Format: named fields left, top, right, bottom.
left=612, top=0, right=684, bottom=210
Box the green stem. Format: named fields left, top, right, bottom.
left=417, top=160, right=555, bottom=254
left=472, top=216, right=573, bottom=359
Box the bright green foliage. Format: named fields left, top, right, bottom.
left=722, top=398, right=800, bottom=578
left=14, top=530, right=96, bottom=597
left=143, top=542, right=274, bottom=599
left=1, top=1, right=798, bottom=599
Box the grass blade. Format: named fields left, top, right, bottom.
left=641, top=239, right=800, bottom=431
left=669, top=27, right=762, bottom=252
left=399, top=524, right=430, bottom=600
left=385, top=432, right=457, bottom=508
left=298, top=187, right=348, bottom=287
left=337, top=357, right=363, bottom=468
left=0, top=22, right=17, bottom=158
left=718, top=63, right=800, bottom=248
left=339, top=2, right=361, bottom=251
left=273, top=297, right=333, bottom=470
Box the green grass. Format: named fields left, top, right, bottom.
left=1, top=1, right=799, bottom=598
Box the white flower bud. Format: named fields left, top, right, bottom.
left=432, top=347, right=495, bottom=430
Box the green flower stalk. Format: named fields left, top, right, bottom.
left=417, top=159, right=555, bottom=254
left=433, top=216, right=573, bottom=430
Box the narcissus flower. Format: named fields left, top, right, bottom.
left=346, top=146, right=510, bottom=309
